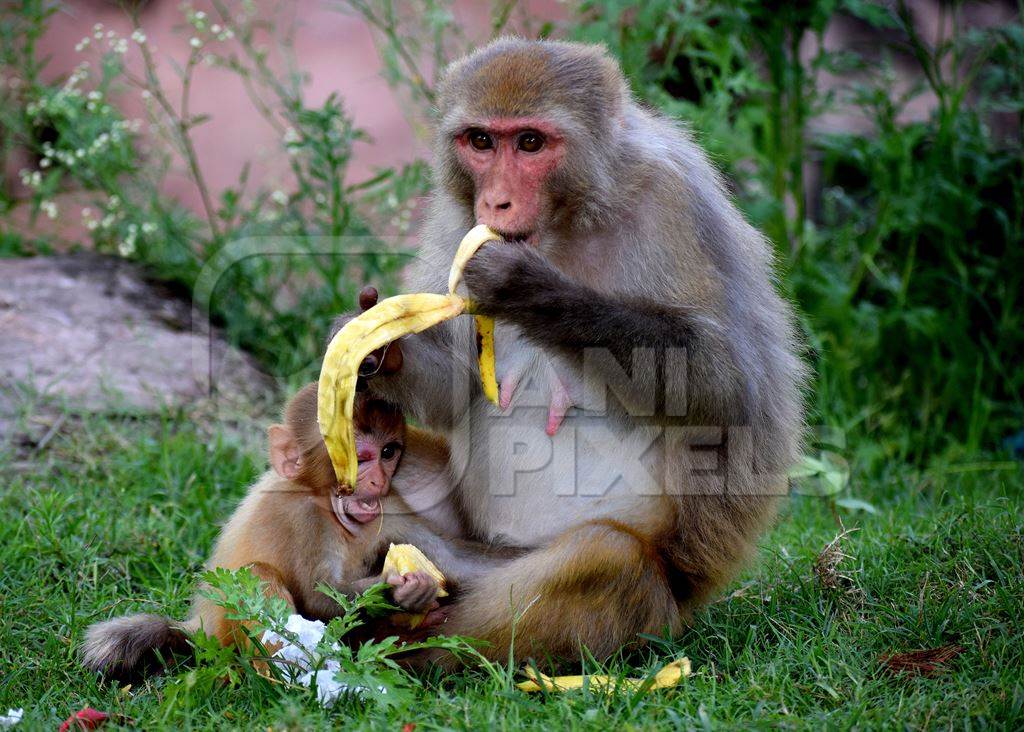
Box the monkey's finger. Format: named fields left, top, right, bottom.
left=358, top=286, right=379, bottom=311
left=384, top=573, right=404, bottom=587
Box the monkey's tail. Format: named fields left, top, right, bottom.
left=81, top=613, right=199, bottom=680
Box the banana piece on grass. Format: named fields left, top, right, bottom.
left=448, top=224, right=503, bottom=406
left=318, top=293, right=464, bottom=491
left=516, top=657, right=692, bottom=694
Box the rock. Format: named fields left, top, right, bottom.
left=0, top=254, right=276, bottom=422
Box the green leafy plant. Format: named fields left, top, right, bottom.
left=159, top=566, right=486, bottom=714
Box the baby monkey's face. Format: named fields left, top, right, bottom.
left=335, top=431, right=404, bottom=528
left=269, top=386, right=406, bottom=534
left=333, top=396, right=406, bottom=531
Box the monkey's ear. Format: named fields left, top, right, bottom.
left=268, top=424, right=301, bottom=480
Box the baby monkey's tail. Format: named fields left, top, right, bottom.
left=81, top=613, right=198, bottom=679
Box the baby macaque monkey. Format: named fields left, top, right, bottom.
left=81, top=385, right=441, bottom=679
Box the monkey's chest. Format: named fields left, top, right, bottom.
left=452, top=399, right=663, bottom=546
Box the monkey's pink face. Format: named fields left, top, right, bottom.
left=455, top=118, right=565, bottom=242
left=335, top=435, right=403, bottom=528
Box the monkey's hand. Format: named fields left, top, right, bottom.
left=461, top=240, right=550, bottom=318
left=386, top=570, right=441, bottom=614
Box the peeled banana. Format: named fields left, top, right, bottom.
left=381, top=543, right=448, bottom=598
left=318, top=226, right=503, bottom=490
left=382, top=543, right=448, bottom=628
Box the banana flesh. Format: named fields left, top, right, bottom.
left=448, top=224, right=502, bottom=406
left=318, top=293, right=464, bottom=490
left=381, top=543, right=448, bottom=598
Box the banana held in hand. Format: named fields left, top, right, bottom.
left=382, top=543, right=448, bottom=628
left=448, top=224, right=502, bottom=406
left=318, top=293, right=464, bottom=490
left=318, top=226, right=501, bottom=489
left=381, top=543, right=449, bottom=598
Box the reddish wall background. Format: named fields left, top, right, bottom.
left=15, top=0, right=564, bottom=231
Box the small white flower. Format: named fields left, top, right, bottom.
left=101, top=214, right=115, bottom=229
left=194, top=10, right=207, bottom=20
left=220, top=28, right=234, bottom=40
left=189, top=37, right=202, bottom=48
left=141, top=222, right=157, bottom=234
left=75, top=148, right=85, bottom=159
left=141, top=89, right=152, bottom=100
left=87, top=90, right=102, bottom=101
left=30, top=171, right=42, bottom=187
left=75, top=37, right=91, bottom=52
left=118, top=236, right=137, bottom=257
left=211, top=24, right=222, bottom=34
left=282, top=126, right=300, bottom=144
left=81, top=207, right=93, bottom=218
left=39, top=158, right=51, bottom=168
left=0, top=708, right=23, bottom=727
left=93, top=30, right=103, bottom=40
left=109, top=194, right=121, bottom=208
left=113, top=38, right=128, bottom=54
left=40, top=200, right=58, bottom=219
left=93, top=22, right=103, bottom=32
left=106, top=30, right=115, bottom=39
left=131, top=29, right=147, bottom=44
left=271, top=190, right=288, bottom=206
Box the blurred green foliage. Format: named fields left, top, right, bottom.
left=573, top=0, right=1023, bottom=468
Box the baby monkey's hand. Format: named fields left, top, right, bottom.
left=386, top=570, right=440, bottom=613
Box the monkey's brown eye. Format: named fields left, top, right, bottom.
left=381, top=442, right=401, bottom=460
left=467, top=130, right=494, bottom=151
left=517, top=131, right=544, bottom=153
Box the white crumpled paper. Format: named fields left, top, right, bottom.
left=0, top=709, right=23, bottom=728
left=262, top=614, right=386, bottom=707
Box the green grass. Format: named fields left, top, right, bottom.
left=1, top=403, right=1021, bottom=730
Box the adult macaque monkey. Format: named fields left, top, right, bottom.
left=347, top=38, right=806, bottom=664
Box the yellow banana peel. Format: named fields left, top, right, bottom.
left=317, top=226, right=504, bottom=489
left=516, top=658, right=692, bottom=693
left=318, top=293, right=465, bottom=490
left=474, top=314, right=499, bottom=405
left=448, top=224, right=502, bottom=406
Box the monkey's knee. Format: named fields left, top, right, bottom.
left=542, top=521, right=680, bottom=645
left=449, top=522, right=677, bottom=663
left=247, top=562, right=295, bottom=608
